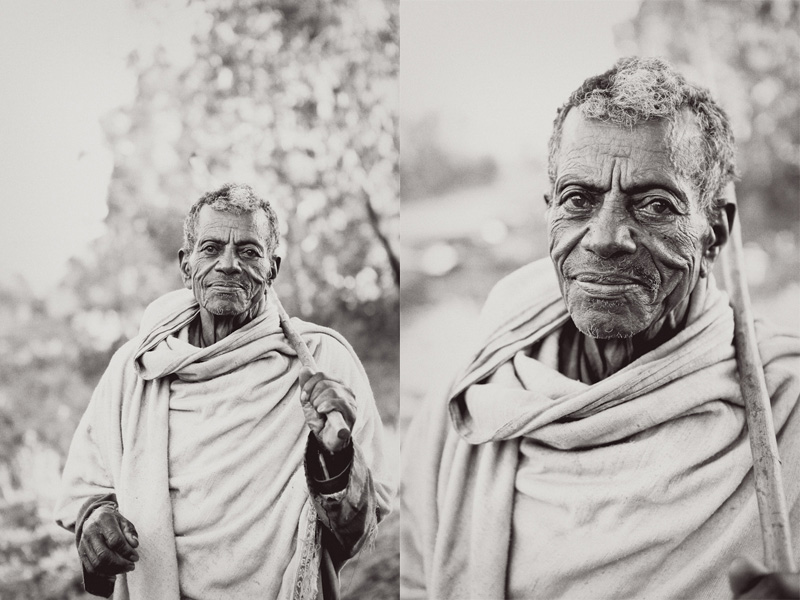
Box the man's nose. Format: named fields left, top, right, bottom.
left=215, top=247, right=242, bottom=273
left=580, top=201, right=637, bottom=258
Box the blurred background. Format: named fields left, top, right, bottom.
left=401, top=0, right=800, bottom=434
left=0, top=0, right=398, bottom=598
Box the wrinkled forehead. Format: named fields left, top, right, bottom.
left=554, top=110, right=702, bottom=189
left=194, top=205, right=271, bottom=243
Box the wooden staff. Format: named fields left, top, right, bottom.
left=681, top=0, right=795, bottom=570
left=721, top=196, right=796, bottom=572
left=268, top=286, right=351, bottom=452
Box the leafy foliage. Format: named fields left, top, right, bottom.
left=618, top=0, right=800, bottom=235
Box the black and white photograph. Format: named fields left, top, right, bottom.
left=400, top=1, right=799, bottom=599
left=1, top=0, right=799, bottom=598
left=0, top=0, right=398, bottom=598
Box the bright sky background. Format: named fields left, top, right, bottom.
left=401, top=0, right=642, bottom=163
left=0, top=0, right=203, bottom=295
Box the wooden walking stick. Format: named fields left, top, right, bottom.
left=267, top=286, right=351, bottom=453
left=721, top=191, right=796, bottom=572
left=680, top=0, right=796, bottom=570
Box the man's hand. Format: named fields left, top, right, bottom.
left=298, top=366, right=357, bottom=453
left=79, top=505, right=139, bottom=576
left=729, top=556, right=799, bottom=599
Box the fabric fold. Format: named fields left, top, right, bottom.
left=449, top=260, right=737, bottom=446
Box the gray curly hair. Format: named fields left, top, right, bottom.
left=182, top=183, right=280, bottom=254
left=548, top=57, right=737, bottom=216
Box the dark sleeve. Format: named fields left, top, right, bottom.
left=305, top=432, right=354, bottom=495
left=304, top=433, right=379, bottom=567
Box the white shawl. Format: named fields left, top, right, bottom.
left=401, top=259, right=800, bottom=599
left=57, top=289, right=391, bottom=600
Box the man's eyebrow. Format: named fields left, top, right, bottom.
left=198, top=236, right=226, bottom=244
left=624, top=182, right=689, bottom=206
left=197, top=236, right=265, bottom=246
left=555, top=176, right=606, bottom=195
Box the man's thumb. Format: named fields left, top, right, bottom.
left=121, top=519, right=139, bottom=548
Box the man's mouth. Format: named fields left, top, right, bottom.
left=209, top=281, right=245, bottom=292
left=572, top=273, right=644, bottom=297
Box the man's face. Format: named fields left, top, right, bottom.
left=547, top=111, right=716, bottom=339
left=179, top=206, right=275, bottom=318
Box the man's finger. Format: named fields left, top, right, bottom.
left=104, top=524, right=139, bottom=562
left=299, top=369, right=348, bottom=399
left=313, top=399, right=339, bottom=416
left=314, top=372, right=347, bottom=387
left=299, top=369, right=326, bottom=403
left=311, top=389, right=356, bottom=424
left=89, top=534, right=135, bottom=574
left=297, top=366, right=316, bottom=389
left=81, top=541, right=101, bottom=573
left=310, top=387, right=346, bottom=408
left=93, top=513, right=139, bottom=561
left=120, top=518, right=139, bottom=549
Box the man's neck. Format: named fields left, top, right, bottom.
left=570, top=277, right=709, bottom=383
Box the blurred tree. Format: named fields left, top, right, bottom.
left=616, top=0, right=800, bottom=238
left=68, top=0, right=399, bottom=351
left=401, top=113, right=498, bottom=201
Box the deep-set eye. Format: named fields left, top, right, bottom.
left=562, top=192, right=593, bottom=209
left=201, top=244, right=219, bottom=254
left=640, top=198, right=675, bottom=215
left=240, top=248, right=260, bottom=258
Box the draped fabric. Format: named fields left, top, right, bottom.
left=57, top=289, right=393, bottom=600
left=401, top=259, right=800, bottom=600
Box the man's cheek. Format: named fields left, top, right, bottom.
left=640, top=232, right=701, bottom=315
left=191, top=261, right=214, bottom=286
left=548, top=221, right=584, bottom=268
left=245, top=264, right=269, bottom=286
left=239, top=266, right=269, bottom=299
left=657, top=248, right=697, bottom=300
left=547, top=212, right=568, bottom=243
left=647, top=218, right=702, bottom=270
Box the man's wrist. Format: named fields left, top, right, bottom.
left=86, top=502, right=117, bottom=520
left=75, top=494, right=118, bottom=546
left=305, top=432, right=354, bottom=494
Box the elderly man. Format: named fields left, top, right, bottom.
left=400, top=58, right=799, bottom=599
left=56, top=183, right=393, bottom=600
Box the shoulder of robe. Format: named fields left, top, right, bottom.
left=288, top=318, right=367, bottom=377
left=138, top=288, right=194, bottom=335
left=478, top=257, right=560, bottom=341
left=84, top=336, right=147, bottom=412
left=754, top=318, right=800, bottom=379
left=105, top=336, right=145, bottom=380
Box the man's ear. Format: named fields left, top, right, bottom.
left=269, top=256, right=282, bottom=283
left=700, top=201, right=734, bottom=277
left=178, top=248, right=192, bottom=290
left=723, top=201, right=736, bottom=233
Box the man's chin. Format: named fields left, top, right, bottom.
left=203, top=299, right=249, bottom=318
left=570, top=308, right=650, bottom=340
